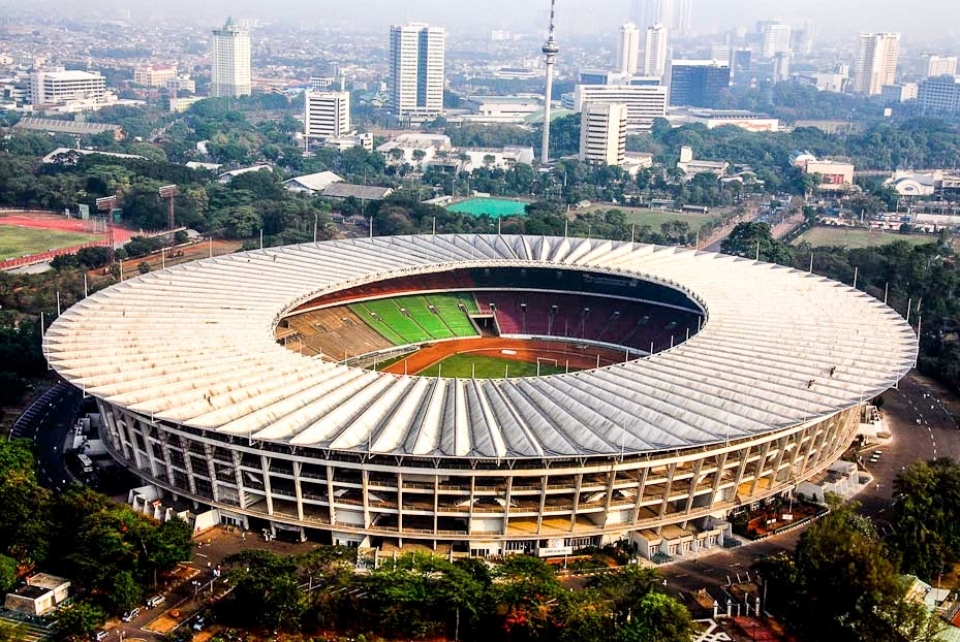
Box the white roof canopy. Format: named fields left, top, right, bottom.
left=45, top=235, right=917, bottom=460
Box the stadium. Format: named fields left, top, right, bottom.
left=44, top=234, right=917, bottom=559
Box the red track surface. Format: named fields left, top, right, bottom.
left=0, top=210, right=138, bottom=270
left=381, top=337, right=631, bottom=376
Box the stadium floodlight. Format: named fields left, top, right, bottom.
left=95, top=195, right=117, bottom=211
left=158, top=185, right=179, bottom=231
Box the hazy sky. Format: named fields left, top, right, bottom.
left=6, top=0, right=960, bottom=40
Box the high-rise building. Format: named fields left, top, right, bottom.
left=210, top=18, right=251, bottom=98
left=642, top=23, right=669, bottom=78
left=617, top=23, right=641, bottom=76
left=389, top=23, right=446, bottom=120
left=759, top=22, right=792, bottom=59
left=773, top=52, right=791, bottom=83
left=573, top=84, right=668, bottom=131
left=579, top=102, right=628, bottom=166
left=304, top=91, right=350, bottom=146
left=669, top=60, right=731, bottom=108
left=927, top=55, right=958, bottom=78
left=853, top=33, right=900, bottom=96
left=632, top=0, right=691, bottom=33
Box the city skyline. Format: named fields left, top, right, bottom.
left=1, top=0, right=958, bottom=40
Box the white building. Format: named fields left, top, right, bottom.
left=462, top=95, right=542, bottom=124
left=573, top=84, right=668, bottom=131
left=30, top=69, right=106, bottom=105
left=211, top=18, right=251, bottom=98
left=134, top=63, right=178, bottom=87
left=4, top=574, right=70, bottom=616
left=580, top=102, right=628, bottom=167
left=926, top=55, right=958, bottom=78
left=304, top=91, right=350, bottom=145
left=881, top=83, right=918, bottom=103
left=760, top=22, right=792, bottom=60
left=677, top=145, right=728, bottom=179
left=853, top=32, right=900, bottom=96
left=636, top=0, right=691, bottom=33
left=283, top=171, right=344, bottom=194
left=377, top=133, right=451, bottom=168
left=642, top=23, right=669, bottom=78
left=617, top=23, right=641, bottom=76
left=389, top=23, right=446, bottom=120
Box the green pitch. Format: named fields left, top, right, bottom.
left=0, top=226, right=95, bottom=261
left=418, top=354, right=570, bottom=379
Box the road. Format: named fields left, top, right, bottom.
left=9, top=381, right=82, bottom=491
left=659, top=371, right=960, bottom=598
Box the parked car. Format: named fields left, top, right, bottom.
left=145, top=595, right=165, bottom=609
left=192, top=617, right=205, bottom=631
left=93, top=632, right=109, bottom=641
left=122, top=607, right=141, bottom=622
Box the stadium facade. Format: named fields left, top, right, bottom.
left=45, top=235, right=917, bottom=558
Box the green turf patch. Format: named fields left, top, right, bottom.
left=0, top=226, right=96, bottom=261
left=791, top=226, right=935, bottom=249
left=447, top=198, right=530, bottom=219
left=418, top=354, right=571, bottom=379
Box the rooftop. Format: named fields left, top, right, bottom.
left=45, top=235, right=917, bottom=460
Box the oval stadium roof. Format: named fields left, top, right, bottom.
left=44, top=235, right=917, bottom=460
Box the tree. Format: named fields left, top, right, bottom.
left=0, top=554, right=17, bottom=592
left=721, top=222, right=794, bottom=265
left=138, top=261, right=151, bottom=274
left=618, top=592, right=693, bottom=642
left=757, top=503, right=911, bottom=642
left=223, top=550, right=305, bottom=631
left=889, top=459, right=960, bottom=580
left=54, top=601, right=106, bottom=642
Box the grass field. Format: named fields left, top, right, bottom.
left=418, top=354, right=569, bottom=378
left=791, top=226, right=937, bottom=249
left=0, top=226, right=95, bottom=260
left=447, top=198, right=531, bottom=219
left=583, top=205, right=714, bottom=232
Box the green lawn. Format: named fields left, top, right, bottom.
left=447, top=198, right=531, bottom=219
left=584, top=206, right=714, bottom=232
left=791, top=226, right=936, bottom=249
left=418, top=354, right=570, bottom=379
left=0, top=226, right=95, bottom=261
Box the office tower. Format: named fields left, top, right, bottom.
left=389, top=23, right=446, bottom=119
left=632, top=0, right=690, bottom=33
left=541, top=0, right=560, bottom=162
left=579, top=102, right=628, bottom=166
left=731, top=49, right=752, bottom=83
left=642, top=23, right=669, bottom=78
left=853, top=33, right=900, bottom=96
left=759, top=22, right=792, bottom=59
left=669, top=60, right=731, bottom=107
left=617, top=23, right=641, bottom=76
left=304, top=91, right=350, bottom=145
left=927, top=55, right=958, bottom=78
left=211, top=18, right=251, bottom=98
left=632, top=0, right=659, bottom=28
left=573, top=84, right=668, bottom=131
left=674, top=0, right=692, bottom=33
left=773, top=52, right=791, bottom=83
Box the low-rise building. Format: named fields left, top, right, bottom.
left=4, top=574, right=70, bottom=616
left=677, top=145, right=728, bottom=179
left=283, top=171, right=344, bottom=194
left=134, top=63, right=178, bottom=87
left=30, top=69, right=106, bottom=106
left=217, top=164, right=274, bottom=184
left=462, top=95, right=542, bottom=124
left=804, top=159, right=855, bottom=189
left=322, top=183, right=393, bottom=201
left=14, top=117, right=122, bottom=139
left=670, top=108, right=779, bottom=132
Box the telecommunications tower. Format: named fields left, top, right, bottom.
left=541, top=0, right=559, bottom=163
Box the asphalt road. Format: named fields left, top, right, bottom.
left=659, top=371, right=960, bottom=599
left=10, top=381, right=82, bottom=491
